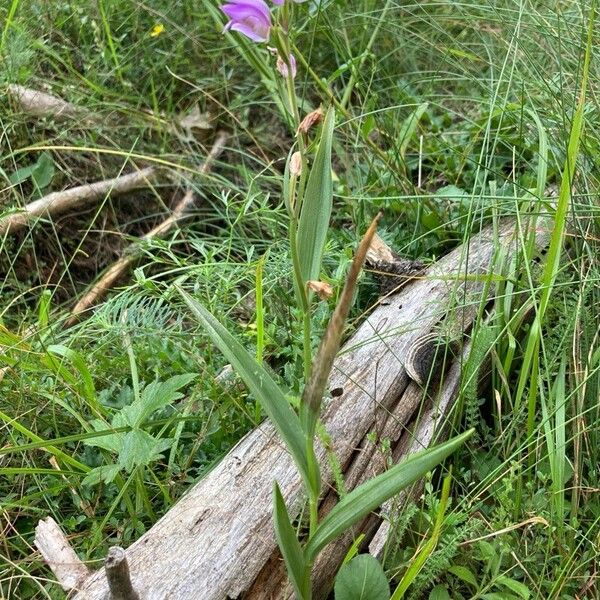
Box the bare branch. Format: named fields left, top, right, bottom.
left=34, top=517, right=91, bottom=592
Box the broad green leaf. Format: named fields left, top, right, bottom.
left=273, top=483, right=308, bottom=599
left=448, top=565, right=479, bottom=590
left=122, top=373, right=197, bottom=427
left=118, top=430, right=172, bottom=472
left=177, top=287, right=309, bottom=486
left=496, top=576, right=530, bottom=599
left=429, top=586, right=451, bottom=600
left=398, top=102, right=428, bottom=159
left=32, top=151, right=55, bottom=189
left=334, top=554, right=390, bottom=600
left=296, top=106, right=335, bottom=286
left=9, top=162, right=37, bottom=185
left=305, top=430, right=473, bottom=561
left=82, top=464, right=121, bottom=486
left=84, top=419, right=123, bottom=453
left=481, top=594, right=519, bottom=600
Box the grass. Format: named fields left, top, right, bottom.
left=1, top=0, right=599, bottom=598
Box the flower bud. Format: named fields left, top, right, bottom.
left=307, top=280, right=333, bottom=300
left=276, top=53, right=297, bottom=79
left=289, top=151, right=302, bottom=176
left=298, top=107, right=324, bottom=135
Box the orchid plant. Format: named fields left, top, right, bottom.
left=174, top=2, right=473, bottom=597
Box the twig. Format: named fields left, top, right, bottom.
left=0, top=167, right=158, bottom=236
left=34, top=517, right=91, bottom=592
left=66, top=131, right=228, bottom=325
left=105, top=547, right=140, bottom=600
left=8, top=84, right=93, bottom=122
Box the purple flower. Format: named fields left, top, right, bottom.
left=221, top=0, right=272, bottom=42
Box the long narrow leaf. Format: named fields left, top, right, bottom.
left=305, top=430, right=473, bottom=561
left=515, top=4, right=594, bottom=417
left=176, top=287, right=309, bottom=485
left=273, top=482, right=309, bottom=599
left=296, top=106, right=335, bottom=286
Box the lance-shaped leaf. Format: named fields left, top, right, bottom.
left=176, top=287, right=310, bottom=487
left=273, top=482, right=309, bottom=599
left=304, top=429, right=473, bottom=561
left=296, top=106, right=335, bottom=286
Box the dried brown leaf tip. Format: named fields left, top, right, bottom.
left=298, top=107, right=324, bottom=135
left=307, top=280, right=333, bottom=300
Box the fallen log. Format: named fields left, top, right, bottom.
left=38, top=215, right=550, bottom=598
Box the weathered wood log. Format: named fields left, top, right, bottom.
left=62, top=216, right=550, bottom=599
left=34, top=517, right=91, bottom=592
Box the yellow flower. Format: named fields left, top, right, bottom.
left=150, top=24, right=165, bottom=37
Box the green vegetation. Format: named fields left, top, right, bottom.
left=1, top=0, right=599, bottom=598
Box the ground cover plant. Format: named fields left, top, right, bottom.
left=1, top=0, right=599, bottom=598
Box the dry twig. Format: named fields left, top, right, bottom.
left=8, top=84, right=93, bottom=122
left=66, top=131, right=228, bottom=325
left=0, top=167, right=158, bottom=236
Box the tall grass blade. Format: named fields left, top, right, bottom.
left=390, top=471, right=453, bottom=599
left=515, top=4, right=594, bottom=428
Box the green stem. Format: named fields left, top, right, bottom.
left=280, top=31, right=313, bottom=381
left=289, top=217, right=312, bottom=380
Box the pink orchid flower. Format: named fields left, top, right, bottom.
left=221, top=0, right=272, bottom=42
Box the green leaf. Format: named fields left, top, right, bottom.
left=496, top=576, right=530, bottom=599
left=122, top=373, right=197, bottom=427
left=273, top=482, right=308, bottom=599
left=118, top=430, right=172, bottom=472
left=296, top=106, right=335, bottom=286
left=47, top=344, right=97, bottom=408
left=305, top=430, right=473, bottom=561
left=32, top=151, right=55, bottom=189
left=334, top=554, right=390, bottom=600
left=398, top=102, right=428, bottom=159
left=9, top=162, right=37, bottom=185
left=176, top=287, right=309, bottom=487
left=84, top=419, right=124, bottom=453
left=429, top=585, right=451, bottom=600
left=82, top=464, right=121, bottom=486
left=448, top=565, right=479, bottom=590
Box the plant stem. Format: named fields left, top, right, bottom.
left=281, top=34, right=313, bottom=381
